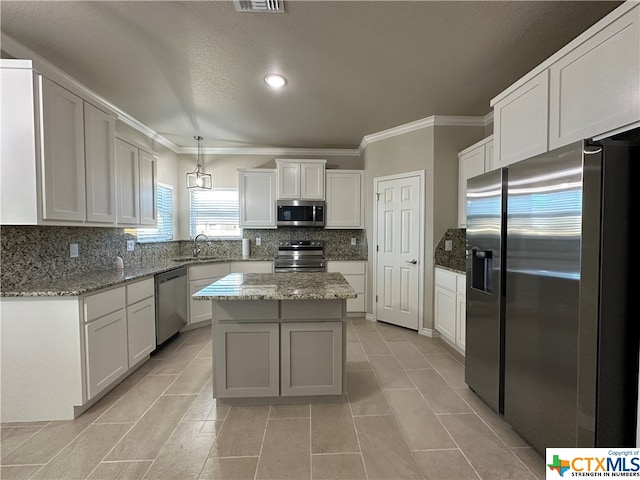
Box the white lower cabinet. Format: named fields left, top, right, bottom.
left=126, top=278, right=156, bottom=366
left=326, top=261, right=366, bottom=313
left=229, top=261, right=273, bottom=273
left=85, top=308, right=128, bottom=400
left=434, top=267, right=466, bottom=353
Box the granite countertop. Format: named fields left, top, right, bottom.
left=193, top=272, right=357, bottom=301
left=0, top=255, right=366, bottom=297
left=0, top=255, right=274, bottom=297
left=435, top=264, right=466, bottom=275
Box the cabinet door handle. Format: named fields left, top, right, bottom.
left=406, top=259, right=418, bottom=265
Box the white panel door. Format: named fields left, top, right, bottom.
left=375, top=175, right=420, bottom=330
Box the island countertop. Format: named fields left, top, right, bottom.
left=193, top=272, right=357, bottom=301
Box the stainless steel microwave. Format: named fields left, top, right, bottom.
left=276, top=200, right=325, bottom=227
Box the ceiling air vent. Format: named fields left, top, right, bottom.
left=234, top=0, right=284, bottom=13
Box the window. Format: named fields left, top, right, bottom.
left=189, top=188, right=241, bottom=238
left=137, top=183, right=174, bottom=242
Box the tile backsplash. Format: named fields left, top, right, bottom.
left=1, top=226, right=367, bottom=288
left=434, top=228, right=466, bottom=272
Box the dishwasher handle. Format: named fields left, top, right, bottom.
left=155, top=266, right=187, bottom=284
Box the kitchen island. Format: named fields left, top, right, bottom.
left=193, top=272, right=357, bottom=403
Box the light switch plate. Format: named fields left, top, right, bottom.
left=255, top=237, right=261, bottom=246
left=127, top=240, right=135, bottom=251
left=351, top=237, right=357, bottom=246
left=70, top=243, right=79, bottom=258
left=445, top=240, right=453, bottom=251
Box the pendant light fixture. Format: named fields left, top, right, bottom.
left=186, top=135, right=212, bottom=190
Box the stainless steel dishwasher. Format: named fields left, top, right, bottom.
left=154, top=266, right=188, bottom=346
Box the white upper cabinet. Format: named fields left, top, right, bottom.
left=492, top=2, right=640, bottom=165
left=548, top=5, right=640, bottom=149
left=0, top=60, right=118, bottom=226
left=239, top=169, right=277, bottom=228
left=325, top=170, right=363, bottom=229
left=115, top=138, right=157, bottom=227
left=84, top=102, right=116, bottom=224
left=276, top=159, right=326, bottom=200
left=458, top=136, right=492, bottom=227
left=39, top=76, right=87, bottom=222
left=138, top=149, right=157, bottom=226
left=492, top=71, right=549, bottom=168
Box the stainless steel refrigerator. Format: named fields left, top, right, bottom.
left=465, top=136, right=639, bottom=454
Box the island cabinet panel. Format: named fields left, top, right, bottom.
left=281, top=322, right=342, bottom=396
left=214, top=322, right=280, bottom=398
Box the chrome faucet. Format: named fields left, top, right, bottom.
left=192, top=233, right=211, bottom=259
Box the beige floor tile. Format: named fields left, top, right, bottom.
left=349, top=318, right=377, bottom=333
left=96, top=374, right=178, bottom=423
left=105, top=359, right=158, bottom=397
left=405, top=332, right=447, bottom=355
left=426, top=352, right=466, bottom=388
left=354, top=415, right=422, bottom=479
left=197, top=340, right=213, bottom=358
left=457, top=387, right=531, bottom=447
left=385, top=389, right=456, bottom=450
left=0, top=465, right=43, bottom=480
left=183, top=381, right=230, bottom=421
left=31, top=423, right=132, bottom=480
left=345, top=323, right=359, bottom=343
left=413, top=449, right=480, bottom=480
left=387, top=341, right=433, bottom=370
left=368, top=354, right=414, bottom=389
left=183, top=326, right=212, bottom=346
left=0, top=425, right=45, bottom=458
left=255, top=418, right=310, bottom=480
left=87, top=461, right=153, bottom=480
left=346, top=371, right=391, bottom=416
left=269, top=404, right=310, bottom=419
left=346, top=342, right=371, bottom=371
left=143, top=420, right=220, bottom=479
left=311, top=453, right=366, bottom=480
left=311, top=403, right=359, bottom=454
left=375, top=321, right=412, bottom=342
left=106, top=394, right=196, bottom=461
left=356, top=331, right=392, bottom=355
left=440, top=414, right=536, bottom=479
left=1, top=396, right=118, bottom=465
left=198, top=456, right=258, bottom=480
left=151, top=334, right=190, bottom=360
left=408, top=369, right=472, bottom=414
left=150, top=344, right=206, bottom=375
left=209, top=406, right=270, bottom=457
left=511, top=447, right=546, bottom=478
left=165, top=357, right=212, bottom=395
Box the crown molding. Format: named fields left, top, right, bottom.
left=358, top=115, right=488, bottom=152
left=176, top=146, right=361, bottom=156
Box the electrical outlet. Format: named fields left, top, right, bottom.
left=127, top=240, right=135, bottom=251
left=255, top=237, right=261, bottom=246
left=445, top=240, right=453, bottom=251
left=70, top=243, right=79, bottom=258
left=351, top=237, right=357, bottom=246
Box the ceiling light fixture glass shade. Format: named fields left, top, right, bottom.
left=264, top=73, right=287, bottom=88
left=186, top=135, right=212, bottom=190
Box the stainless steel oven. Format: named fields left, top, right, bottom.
left=276, top=200, right=325, bottom=227
left=274, top=240, right=326, bottom=272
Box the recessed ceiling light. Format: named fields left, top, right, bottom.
left=264, top=74, right=287, bottom=88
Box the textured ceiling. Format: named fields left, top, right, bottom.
left=0, top=1, right=623, bottom=150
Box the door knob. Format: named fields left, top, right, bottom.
left=406, top=259, right=418, bottom=265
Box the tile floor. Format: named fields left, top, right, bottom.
left=0, top=318, right=545, bottom=480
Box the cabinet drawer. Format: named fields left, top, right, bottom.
left=456, top=274, right=466, bottom=295
left=327, top=261, right=366, bottom=275
left=84, top=286, right=125, bottom=322
left=127, top=277, right=154, bottom=305
left=435, top=268, right=457, bottom=292
left=281, top=299, right=343, bottom=320
left=189, top=263, right=230, bottom=281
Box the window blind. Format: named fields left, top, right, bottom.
left=137, top=183, right=174, bottom=242
left=189, top=188, right=241, bottom=238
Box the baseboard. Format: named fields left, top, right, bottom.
left=420, top=327, right=440, bottom=338
left=181, top=319, right=212, bottom=332
left=365, top=313, right=375, bottom=322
